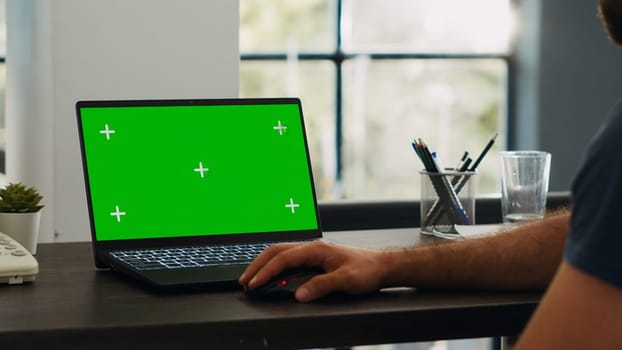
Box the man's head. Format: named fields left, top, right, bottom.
left=599, top=0, right=622, bottom=45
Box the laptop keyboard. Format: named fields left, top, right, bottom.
left=109, top=242, right=277, bottom=271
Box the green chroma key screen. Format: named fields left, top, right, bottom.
left=78, top=100, right=319, bottom=241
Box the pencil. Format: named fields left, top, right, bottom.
left=426, top=133, right=497, bottom=228
left=417, top=139, right=469, bottom=225
left=423, top=157, right=467, bottom=227
left=419, top=139, right=440, bottom=173
left=469, top=133, right=498, bottom=171
left=412, top=140, right=432, bottom=171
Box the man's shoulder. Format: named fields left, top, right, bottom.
left=587, top=99, right=622, bottom=151
left=605, top=98, right=622, bottom=129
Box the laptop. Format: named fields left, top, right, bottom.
left=76, top=98, right=323, bottom=290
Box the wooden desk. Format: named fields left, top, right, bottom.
left=0, top=228, right=540, bottom=349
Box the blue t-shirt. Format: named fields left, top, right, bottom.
left=565, top=99, right=622, bottom=289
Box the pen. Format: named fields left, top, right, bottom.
left=455, top=151, right=469, bottom=170
left=453, top=133, right=498, bottom=205
left=423, top=134, right=497, bottom=228
left=423, top=156, right=473, bottom=227
left=417, top=140, right=469, bottom=225
left=431, top=152, right=446, bottom=173
left=461, top=151, right=469, bottom=161
left=458, top=157, right=472, bottom=172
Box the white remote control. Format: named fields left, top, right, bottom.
left=0, top=232, right=39, bottom=284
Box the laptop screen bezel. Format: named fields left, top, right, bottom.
left=76, top=98, right=323, bottom=266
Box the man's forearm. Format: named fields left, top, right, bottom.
left=381, top=211, right=570, bottom=290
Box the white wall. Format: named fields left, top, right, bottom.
left=7, top=0, right=239, bottom=242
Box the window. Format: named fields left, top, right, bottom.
left=240, top=0, right=514, bottom=201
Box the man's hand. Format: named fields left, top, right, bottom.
left=239, top=211, right=569, bottom=302
left=238, top=241, right=389, bottom=302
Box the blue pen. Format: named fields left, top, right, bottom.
left=431, top=152, right=447, bottom=173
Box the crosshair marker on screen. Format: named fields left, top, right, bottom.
left=194, top=162, right=209, bottom=178
left=110, top=205, right=126, bottom=222
left=285, top=198, right=300, bottom=214
left=273, top=120, right=287, bottom=135
left=100, top=124, right=116, bottom=140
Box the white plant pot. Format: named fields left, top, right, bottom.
left=0, top=211, right=42, bottom=254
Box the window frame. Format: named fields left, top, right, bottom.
left=240, top=0, right=516, bottom=200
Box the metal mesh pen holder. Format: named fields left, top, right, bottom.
left=419, top=170, right=476, bottom=238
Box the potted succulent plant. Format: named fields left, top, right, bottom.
left=0, top=182, right=44, bottom=254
